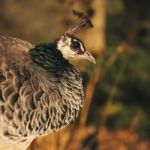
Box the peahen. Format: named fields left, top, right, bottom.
left=0, top=10, right=95, bottom=150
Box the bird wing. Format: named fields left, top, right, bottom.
left=0, top=36, right=34, bottom=104
left=0, top=36, right=33, bottom=68
left=0, top=36, right=33, bottom=80
left=0, top=36, right=35, bottom=144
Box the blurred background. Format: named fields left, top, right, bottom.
left=0, top=0, right=150, bottom=149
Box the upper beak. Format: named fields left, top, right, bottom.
left=84, top=51, right=96, bottom=64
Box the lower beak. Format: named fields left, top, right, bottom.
left=84, top=51, right=96, bottom=64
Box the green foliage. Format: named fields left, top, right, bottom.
left=86, top=0, right=150, bottom=137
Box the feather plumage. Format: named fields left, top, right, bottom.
left=0, top=36, right=84, bottom=149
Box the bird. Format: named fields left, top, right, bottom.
left=0, top=10, right=95, bottom=150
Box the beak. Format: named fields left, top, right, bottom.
left=84, top=51, right=96, bottom=64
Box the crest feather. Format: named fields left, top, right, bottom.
left=66, top=10, right=93, bottom=35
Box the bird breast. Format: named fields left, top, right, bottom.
left=0, top=60, right=84, bottom=143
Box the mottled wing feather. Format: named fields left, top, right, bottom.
left=0, top=36, right=34, bottom=144
left=0, top=36, right=33, bottom=105
left=0, top=36, right=32, bottom=91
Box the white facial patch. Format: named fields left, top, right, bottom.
left=57, top=36, right=77, bottom=60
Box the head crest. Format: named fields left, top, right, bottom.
left=66, top=10, right=93, bottom=35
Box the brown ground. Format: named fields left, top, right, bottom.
left=28, top=126, right=150, bottom=150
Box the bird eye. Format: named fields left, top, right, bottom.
left=71, top=41, right=81, bottom=49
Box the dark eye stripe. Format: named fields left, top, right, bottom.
left=72, top=40, right=81, bottom=49
left=70, top=37, right=85, bottom=54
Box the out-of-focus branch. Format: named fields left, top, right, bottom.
left=79, top=62, right=101, bottom=126
left=79, top=42, right=132, bottom=126
left=79, top=47, right=122, bottom=126
left=100, top=63, right=125, bottom=126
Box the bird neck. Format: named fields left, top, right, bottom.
left=28, top=42, right=69, bottom=74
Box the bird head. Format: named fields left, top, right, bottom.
left=57, top=10, right=95, bottom=64
left=57, top=34, right=95, bottom=63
